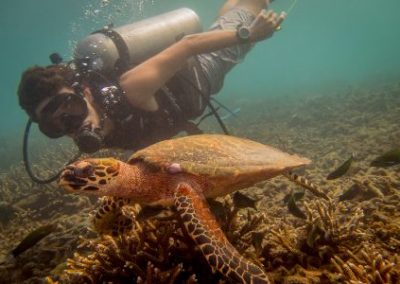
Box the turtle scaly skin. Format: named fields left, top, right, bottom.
left=59, top=134, right=325, bottom=283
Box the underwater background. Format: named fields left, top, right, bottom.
left=0, top=0, right=400, bottom=283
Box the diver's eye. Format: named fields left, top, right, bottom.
left=75, top=164, right=94, bottom=178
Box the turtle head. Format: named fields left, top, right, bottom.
left=59, top=158, right=122, bottom=195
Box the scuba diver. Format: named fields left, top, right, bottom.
left=18, top=0, right=285, bottom=181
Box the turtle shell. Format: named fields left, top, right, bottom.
left=128, top=134, right=311, bottom=178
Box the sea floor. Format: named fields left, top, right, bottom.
left=0, top=82, right=399, bottom=283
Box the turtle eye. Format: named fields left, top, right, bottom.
left=75, top=164, right=94, bottom=178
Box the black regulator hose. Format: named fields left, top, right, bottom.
left=23, top=119, right=82, bottom=184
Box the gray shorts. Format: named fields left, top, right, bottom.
left=197, top=7, right=256, bottom=94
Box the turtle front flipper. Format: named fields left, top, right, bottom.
left=174, top=183, right=270, bottom=284
left=91, top=196, right=133, bottom=235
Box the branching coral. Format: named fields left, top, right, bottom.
left=302, top=199, right=367, bottom=249
left=264, top=198, right=367, bottom=266
left=331, top=246, right=400, bottom=283
left=49, top=198, right=270, bottom=284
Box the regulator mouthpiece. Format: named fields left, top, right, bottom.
left=75, top=128, right=103, bottom=153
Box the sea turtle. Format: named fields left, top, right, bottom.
left=59, top=134, right=327, bottom=283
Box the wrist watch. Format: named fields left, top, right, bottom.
left=236, top=25, right=251, bottom=43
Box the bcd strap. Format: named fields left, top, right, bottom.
left=93, top=28, right=131, bottom=75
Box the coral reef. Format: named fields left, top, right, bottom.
left=331, top=247, right=400, bottom=283
left=48, top=196, right=269, bottom=283
left=0, top=81, right=399, bottom=283
left=0, top=145, right=96, bottom=282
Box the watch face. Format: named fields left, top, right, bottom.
left=238, top=26, right=250, bottom=40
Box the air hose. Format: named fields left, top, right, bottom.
left=23, top=119, right=81, bottom=184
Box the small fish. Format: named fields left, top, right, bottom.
left=287, top=194, right=306, bottom=219
left=207, top=198, right=225, bottom=214
left=306, top=224, right=324, bottom=248
left=233, top=191, right=257, bottom=209
left=339, top=184, right=362, bottom=201
left=11, top=223, right=56, bottom=257
left=137, top=205, right=166, bottom=220
left=283, top=190, right=305, bottom=204
left=207, top=198, right=227, bottom=224
left=370, top=148, right=400, bottom=167
left=327, top=154, right=354, bottom=180
left=251, top=231, right=265, bottom=252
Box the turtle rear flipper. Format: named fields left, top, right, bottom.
left=174, top=183, right=270, bottom=284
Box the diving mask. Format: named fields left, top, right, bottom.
left=38, top=92, right=88, bottom=138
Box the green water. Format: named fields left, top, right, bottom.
left=0, top=0, right=399, bottom=169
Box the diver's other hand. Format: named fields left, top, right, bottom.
left=249, top=9, right=286, bottom=42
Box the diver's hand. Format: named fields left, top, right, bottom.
left=249, top=9, right=286, bottom=42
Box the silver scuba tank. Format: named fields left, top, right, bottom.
left=74, top=8, right=202, bottom=74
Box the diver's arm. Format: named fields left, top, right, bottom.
left=119, top=9, right=285, bottom=112
left=119, top=31, right=238, bottom=111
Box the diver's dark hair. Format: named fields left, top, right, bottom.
left=17, top=65, right=76, bottom=122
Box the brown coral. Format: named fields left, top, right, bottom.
left=49, top=197, right=270, bottom=284
left=1, top=81, right=399, bottom=283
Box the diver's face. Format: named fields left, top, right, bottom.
left=35, top=86, right=101, bottom=138
left=76, top=88, right=102, bottom=137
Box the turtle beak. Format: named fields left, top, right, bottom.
left=58, top=165, right=89, bottom=191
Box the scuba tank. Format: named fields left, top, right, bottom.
left=74, top=8, right=202, bottom=76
